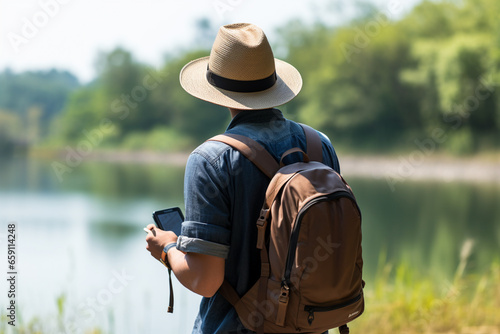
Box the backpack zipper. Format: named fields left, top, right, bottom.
left=304, top=292, right=363, bottom=325
left=282, top=191, right=359, bottom=286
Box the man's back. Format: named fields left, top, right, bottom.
left=179, top=108, right=340, bottom=333
left=146, top=23, right=345, bottom=334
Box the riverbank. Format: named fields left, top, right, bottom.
left=31, top=148, right=500, bottom=183
left=339, top=154, right=500, bottom=184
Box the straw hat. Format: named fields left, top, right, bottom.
left=179, top=23, right=302, bottom=110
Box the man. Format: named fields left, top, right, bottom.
left=146, top=23, right=340, bottom=333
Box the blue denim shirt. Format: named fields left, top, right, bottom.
left=179, top=109, right=340, bottom=334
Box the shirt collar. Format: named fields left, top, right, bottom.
left=226, top=108, right=284, bottom=131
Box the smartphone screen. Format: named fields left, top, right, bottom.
left=152, top=207, right=184, bottom=236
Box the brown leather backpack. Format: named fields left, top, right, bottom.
left=209, top=124, right=364, bottom=334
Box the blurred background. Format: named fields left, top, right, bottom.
left=0, top=0, right=499, bottom=333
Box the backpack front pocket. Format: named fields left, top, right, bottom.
left=297, top=290, right=364, bottom=331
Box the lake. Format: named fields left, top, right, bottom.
left=0, top=156, right=498, bottom=333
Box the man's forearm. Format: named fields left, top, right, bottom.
left=169, top=249, right=225, bottom=298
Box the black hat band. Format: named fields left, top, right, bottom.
left=206, top=65, right=277, bottom=93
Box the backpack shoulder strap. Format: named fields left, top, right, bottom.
left=299, top=123, right=323, bottom=163
left=208, top=133, right=279, bottom=179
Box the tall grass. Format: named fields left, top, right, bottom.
left=2, top=241, right=499, bottom=334
left=344, top=241, right=500, bottom=334
left=0, top=293, right=102, bottom=334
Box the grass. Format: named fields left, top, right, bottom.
left=0, top=293, right=103, bottom=334
left=2, top=244, right=499, bottom=334
left=343, top=243, right=500, bottom=334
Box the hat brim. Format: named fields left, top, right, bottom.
left=179, top=56, right=302, bottom=110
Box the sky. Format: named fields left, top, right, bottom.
left=1, top=0, right=421, bottom=83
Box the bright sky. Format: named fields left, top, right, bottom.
left=0, top=0, right=420, bottom=83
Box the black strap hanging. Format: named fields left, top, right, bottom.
left=167, top=268, right=174, bottom=313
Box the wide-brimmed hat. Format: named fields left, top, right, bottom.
left=179, top=23, right=302, bottom=110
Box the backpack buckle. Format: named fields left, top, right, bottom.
left=257, top=208, right=269, bottom=224
left=276, top=283, right=290, bottom=326
left=278, top=283, right=289, bottom=302
left=256, top=209, right=269, bottom=249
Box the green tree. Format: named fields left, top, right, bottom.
left=151, top=50, right=229, bottom=143
left=280, top=19, right=420, bottom=151
left=53, top=0, right=500, bottom=154
left=399, top=0, right=500, bottom=153
left=0, top=109, right=23, bottom=154
left=0, top=69, right=79, bottom=138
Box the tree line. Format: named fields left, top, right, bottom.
left=1, top=0, right=498, bottom=156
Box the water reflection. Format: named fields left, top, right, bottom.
left=349, top=177, right=500, bottom=282
left=0, top=156, right=498, bottom=333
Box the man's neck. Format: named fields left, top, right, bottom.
left=229, top=108, right=244, bottom=118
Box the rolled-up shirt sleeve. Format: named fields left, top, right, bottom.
left=178, top=147, right=231, bottom=259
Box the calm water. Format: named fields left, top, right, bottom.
left=0, top=156, right=498, bottom=333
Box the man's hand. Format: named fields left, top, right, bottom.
left=144, top=223, right=225, bottom=297
left=145, top=224, right=177, bottom=261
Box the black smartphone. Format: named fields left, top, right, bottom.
left=152, top=207, right=184, bottom=236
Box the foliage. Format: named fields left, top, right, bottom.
left=2, top=256, right=498, bottom=334
left=0, top=109, right=23, bottom=154
left=0, top=68, right=79, bottom=139
left=344, top=251, right=500, bottom=334
left=277, top=0, right=499, bottom=154
left=4, top=0, right=500, bottom=155
left=122, top=126, right=194, bottom=152
left=53, top=48, right=229, bottom=151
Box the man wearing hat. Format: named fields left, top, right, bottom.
left=146, top=23, right=340, bottom=333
